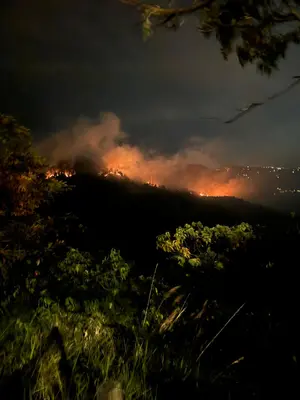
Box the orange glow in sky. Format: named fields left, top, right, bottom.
left=40, top=113, right=254, bottom=198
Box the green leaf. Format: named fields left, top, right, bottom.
left=215, top=261, right=224, bottom=270
left=142, top=17, right=152, bottom=41
left=188, top=258, right=201, bottom=267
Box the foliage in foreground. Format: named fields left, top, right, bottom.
left=123, top=0, right=300, bottom=75
left=157, top=221, right=254, bottom=268
left=0, top=113, right=69, bottom=303
left=0, top=249, right=151, bottom=400
left=0, top=113, right=67, bottom=218
left=0, top=218, right=260, bottom=399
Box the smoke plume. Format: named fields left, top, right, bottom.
left=37, top=112, right=253, bottom=198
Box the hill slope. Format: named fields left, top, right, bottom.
left=52, top=173, right=287, bottom=266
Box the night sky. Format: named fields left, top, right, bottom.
left=1, top=0, right=300, bottom=166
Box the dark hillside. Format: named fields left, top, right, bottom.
left=52, top=172, right=288, bottom=266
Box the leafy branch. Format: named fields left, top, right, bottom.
left=122, top=1, right=300, bottom=74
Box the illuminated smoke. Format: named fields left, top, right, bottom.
left=37, top=112, right=253, bottom=198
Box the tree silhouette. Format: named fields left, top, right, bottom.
left=0, top=114, right=69, bottom=305
left=0, top=114, right=67, bottom=217
left=122, top=0, right=300, bottom=76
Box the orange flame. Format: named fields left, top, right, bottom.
left=96, top=165, right=252, bottom=198
left=39, top=113, right=254, bottom=199
left=45, top=168, right=75, bottom=179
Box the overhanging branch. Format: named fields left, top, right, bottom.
left=121, top=0, right=214, bottom=17
left=121, top=1, right=300, bottom=25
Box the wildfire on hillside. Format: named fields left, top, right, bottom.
left=44, top=161, right=253, bottom=198
left=96, top=166, right=248, bottom=198
left=44, top=163, right=252, bottom=198
left=39, top=113, right=254, bottom=199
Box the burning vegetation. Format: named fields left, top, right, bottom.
left=45, top=162, right=250, bottom=199
left=45, top=168, right=75, bottom=179
left=40, top=113, right=253, bottom=199
left=45, top=160, right=75, bottom=179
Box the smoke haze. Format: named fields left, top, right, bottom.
left=37, top=112, right=254, bottom=198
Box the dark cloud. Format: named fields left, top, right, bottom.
left=1, top=0, right=300, bottom=166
